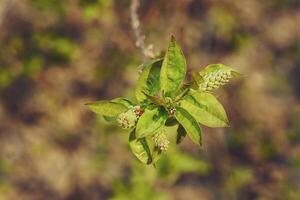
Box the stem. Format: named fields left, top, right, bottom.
left=130, top=0, right=155, bottom=61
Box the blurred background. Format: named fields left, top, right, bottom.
left=0, top=0, right=300, bottom=199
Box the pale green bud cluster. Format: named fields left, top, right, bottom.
left=199, top=69, right=232, bottom=91
left=152, top=129, right=169, bottom=152
left=117, top=109, right=138, bottom=129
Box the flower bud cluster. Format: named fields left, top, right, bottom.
left=117, top=106, right=143, bottom=129
left=199, top=69, right=232, bottom=91
left=152, top=129, right=169, bottom=152
left=117, top=109, right=137, bottom=129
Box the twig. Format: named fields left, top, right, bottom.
left=130, top=0, right=155, bottom=61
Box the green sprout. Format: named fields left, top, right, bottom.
left=85, top=36, right=240, bottom=165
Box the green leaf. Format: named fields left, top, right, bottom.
left=111, top=97, right=134, bottom=108
left=85, top=100, right=128, bottom=117
left=129, top=130, right=152, bottom=164
left=165, top=117, right=178, bottom=127
left=136, top=107, right=168, bottom=138
left=174, top=87, right=189, bottom=102
left=174, top=107, right=201, bottom=145
left=160, top=36, right=187, bottom=98
left=191, top=71, right=204, bottom=85
left=199, top=64, right=240, bottom=78
left=103, top=98, right=135, bottom=121
left=190, top=71, right=204, bottom=89
left=142, top=92, right=165, bottom=106
left=176, top=124, right=187, bottom=144
left=103, top=116, right=116, bottom=122
left=135, top=59, right=163, bottom=103
left=180, top=89, right=229, bottom=127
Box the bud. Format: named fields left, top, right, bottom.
left=199, top=69, right=232, bottom=91
left=152, top=129, right=169, bottom=152
left=209, top=76, right=215, bottom=82
left=168, top=107, right=176, bottom=117
left=133, top=106, right=143, bottom=118
left=117, top=109, right=138, bottom=129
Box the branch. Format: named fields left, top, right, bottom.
left=130, top=0, right=155, bottom=61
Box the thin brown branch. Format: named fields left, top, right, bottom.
left=130, top=0, right=155, bottom=61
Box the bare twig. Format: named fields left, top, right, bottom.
left=130, top=0, right=155, bottom=61
left=0, top=0, right=15, bottom=30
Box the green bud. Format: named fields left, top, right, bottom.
left=203, top=74, right=210, bottom=80
left=152, top=129, right=169, bottom=152
left=212, top=84, right=219, bottom=89
left=198, top=68, right=234, bottom=92
left=117, top=109, right=137, bottom=129
left=222, top=74, right=228, bottom=79
left=220, top=78, right=226, bottom=82
left=208, top=82, right=214, bottom=87
left=216, top=76, right=222, bottom=81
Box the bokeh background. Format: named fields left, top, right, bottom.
left=0, top=0, right=300, bottom=199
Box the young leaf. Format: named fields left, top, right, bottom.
left=165, top=117, right=178, bottom=127
left=160, top=36, right=187, bottom=98
left=190, top=71, right=204, bottom=89
left=142, top=92, right=165, bottom=106
left=129, top=130, right=152, bottom=164
left=174, top=107, right=202, bottom=145
left=103, top=116, right=116, bottom=122
left=135, top=59, right=163, bottom=103
left=180, top=89, right=229, bottom=127
left=200, top=64, right=240, bottom=77
left=85, top=101, right=128, bottom=117
left=103, top=98, right=135, bottom=121
left=111, top=97, right=134, bottom=108
left=191, top=71, right=204, bottom=85
left=176, top=124, right=187, bottom=144
left=136, top=107, right=168, bottom=138
left=196, top=64, right=240, bottom=91
left=174, top=86, right=189, bottom=102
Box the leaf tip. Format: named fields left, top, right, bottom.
left=224, top=118, right=230, bottom=127
left=84, top=102, right=95, bottom=109
left=152, top=163, right=157, bottom=169
left=170, top=34, right=176, bottom=41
